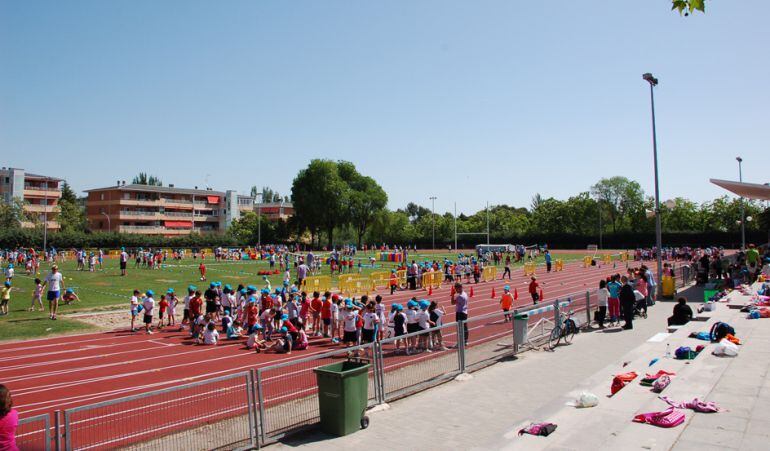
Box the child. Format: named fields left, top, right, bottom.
left=130, top=289, right=140, bottom=332
left=321, top=295, right=333, bottom=338
left=227, top=320, right=244, bottom=340
left=428, top=301, right=447, bottom=350
left=310, top=292, right=323, bottom=336
left=361, top=303, right=379, bottom=357
left=374, top=295, right=386, bottom=340
left=4, top=264, right=14, bottom=283
left=405, top=300, right=419, bottom=354
left=157, top=295, right=168, bottom=330
left=198, top=262, right=206, bottom=281
left=341, top=300, right=360, bottom=348
left=201, top=321, right=219, bottom=345
left=294, top=327, right=309, bottom=350
left=392, top=304, right=407, bottom=353
left=417, top=300, right=433, bottom=351
left=0, top=281, right=12, bottom=315
left=500, top=285, right=514, bottom=322
left=62, top=288, right=80, bottom=305
left=29, top=278, right=44, bottom=312
left=389, top=270, right=398, bottom=295
left=166, top=288, right=177, bottom=327
left=142, top=290, right=156, bottom=334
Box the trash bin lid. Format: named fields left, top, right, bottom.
left=313, top=360, right=371, bottom=377
left=514, top=313, right=529, bottom=320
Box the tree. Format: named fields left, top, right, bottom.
left=0, top=199, right=26, bottom=229
left=291, top=160, right=349, bottom=248
left=591, top=177, right=645, bottom=233
left=671, top=0, right=706, bottom=16
left=132, top=173, right=163, bottom=186
left=342, top=173, right=387, bottom=248
left=404, top=202, right=431, bottom=223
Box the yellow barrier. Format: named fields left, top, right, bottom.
left=369, top=271, right=390, bottom=289
left=303, top=276, right=331, bottom=293
left=339, top=276, right=372, bottom=297
left=583, top=256, right=593, bottom=268
left=523, top=262, right=536, bottom=276
left=482, top=266, right=497, bottom=282
left=396, top=269, right=407, bottom=288
left=554, top=259, right=564, bottom=271
left=421, top=271, right=443, bottom=289
left=603, top=254, right=611, bottom=264
left=620, top=251, right=629, bottom=262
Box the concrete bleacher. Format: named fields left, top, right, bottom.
left=510, top=284, right=770, bottom=451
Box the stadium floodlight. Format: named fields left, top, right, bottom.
left=643, top=72, right=663, bottom=297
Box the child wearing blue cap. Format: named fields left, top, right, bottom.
left=341, top=301, right=361, bottom=348
left=166, top=289, right=178, bottom=328
left=392, top=304, right=407, bottom=353
left=142, top=290, right=156, bottom=334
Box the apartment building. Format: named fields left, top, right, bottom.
left=0, top=167, right=62, bottom=230
left=258, top=202, right=294, bottom=221
left=85, top=183, right=225, bottom=236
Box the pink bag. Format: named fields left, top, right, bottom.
left=633, top=407, right=685, bottom=428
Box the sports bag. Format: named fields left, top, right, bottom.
left=633, top=407, right=685, bottom=428
left=710, top=321, right=735, bottom=342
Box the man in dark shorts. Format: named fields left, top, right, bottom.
left=204, top=282, right=218, bottom=317
left=451, top=282, right=469, bottom=345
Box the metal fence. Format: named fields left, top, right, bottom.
left=47, top=286, right=670, bottom=450
left=63, top=372, right=254, bottom=451
left=16, top=413, right=51, bottom=451
left=255, top=343, right=379, bottom=445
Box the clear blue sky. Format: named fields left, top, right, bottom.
left=1, top=1, right=768, bottom=215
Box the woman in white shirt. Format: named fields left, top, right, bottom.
left=597, top=279, right=610, bottom=328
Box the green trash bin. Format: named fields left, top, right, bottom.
left=313, top=360, right=371, bottom=436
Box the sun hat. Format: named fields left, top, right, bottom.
left=419, top=300, right=430, bottom=309
left=146, top=289, right=154, bottom=296
left=167, top=288, right=175, bottom=294
left=504, top=285, right=510, bottom=291
left=188, top=285, right=197, bottom=292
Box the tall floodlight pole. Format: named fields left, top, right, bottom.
left=598, top=200, right=603, bottom=249
left=643, top=72, right=664, bottom=297
left=43, top=178, right=49, bottom=254
left=429, top=196, right=437, bottom=250
left=101, top=212, right=111, bottom=232
left=737, top=156, right=745, bottom=250
left=256, top=192, right=263, bottom=247
left=486, top=201, right=490, bottom=245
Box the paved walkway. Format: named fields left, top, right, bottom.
left=268, top=280, right=769, bottom=451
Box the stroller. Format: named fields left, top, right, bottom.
left=633, top=291, right=648, bottom=319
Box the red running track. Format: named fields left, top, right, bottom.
left=3, top=259, right=641, bottom=448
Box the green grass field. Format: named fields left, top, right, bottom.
left=0, top=250, right=588, bottom=341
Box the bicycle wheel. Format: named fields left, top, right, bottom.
left=548, top=326, right=561, bottom=350
left=564, top=320, right=577, bottom=344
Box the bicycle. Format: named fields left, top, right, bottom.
left=548, top=310, right=577, bottom=350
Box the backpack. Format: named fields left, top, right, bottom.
left=709, top=321, right=735, bottom=342
left=633, top=407, right=685, bottom=428
left=675, top=346, right=697, bottom=360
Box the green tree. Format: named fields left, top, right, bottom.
left=291, top=159, right=349, bottom=248
left=591, top=177, right=645, bottom=232
left=671, top=0, right=706, bottom=16
left=340, top=172, right=388, bottom=248
left=0, top=199, right=26, bottom=229
left=132, top=173, right=163, bottom=186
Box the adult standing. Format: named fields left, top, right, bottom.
left=42, top=264, right=64, bottom=320
left=746, top=244, right=760, bottom=283
left=119, top=247, right=129, bottom=276
left=619, top=276, right=635, bottom=330
left=408, top=260, right=418, bottom=290
left=451, top=282, right=469, bottom=346
left=297, top=261, right=308, bottom=287
left=0, top=384, right=19, bottom=451
left=544, top=250, right=552, bottom=273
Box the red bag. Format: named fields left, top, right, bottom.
left=611, top=371, right=638, bottom=395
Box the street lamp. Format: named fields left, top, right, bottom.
left=255, top=192, right=264, bottom=247
left=737, top=156, right=745, bottom=250
left=42, top=177, right=49, bottom=254
left=643, top=72, right=664, bottom=297
left=429, top=196, right=437, bottom=250
left=101, top=212, right=111, bottom=232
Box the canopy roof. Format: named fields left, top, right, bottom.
left=710, top=179, right=770, bottom=201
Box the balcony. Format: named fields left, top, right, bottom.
left=117, top=211, right=162, bottom=220
left=21, top=221, right=60, bottom=230
left=23, top=187, right=62, bottom=199
left=118, top=225, right=192, bottom=236
left=24, top=204, right=60, bottom=213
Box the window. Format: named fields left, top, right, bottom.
left=100, top=193, right=105, bottom=201
left=123, top=193, right=130, bottom=200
